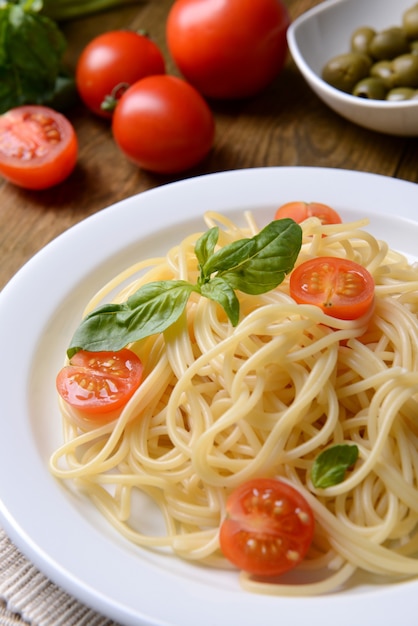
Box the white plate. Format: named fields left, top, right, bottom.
left=1, top=167, right=418, bottom=626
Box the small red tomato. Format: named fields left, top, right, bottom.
left=166, top=0, right=290, bottom=99
left=275, top=201, right=342, bottom=225
left=0, top=105, right=77, bottom=190
left=76, top=30, right=165, bottom=118
left=56, top=349, right=143, bottom=417
left=112, top=75, right=215, bottom=174
left=220, top=478, right=315, bottom=577
left=290, top=257, right=375, bottom=320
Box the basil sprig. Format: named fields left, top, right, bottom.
left=0, top=1, right=68, bottom=114
left=67, top=218, right=302, bottom=358
left=311, top=444, right=359, bottom=488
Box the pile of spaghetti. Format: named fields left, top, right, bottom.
left=50, top=209, right=418, bottom=596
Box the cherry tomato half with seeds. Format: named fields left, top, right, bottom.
left=275, top=201, right=342, bottom=225
left=76, top=30, right=165, bottom=118
left=112, top=75, right=215, bottom=174
left=290, top=257, right=375, bottom=320
left=0, top=105, right=77, bottom=190
left=56, top=349, right=143, bottom=416
left=166, top=0, right=290, bottom=100
left=220, top=479, right=314, bottom=576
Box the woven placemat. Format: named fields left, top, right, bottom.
left=0, top=528, right=117, bottom=626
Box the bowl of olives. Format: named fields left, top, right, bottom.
left=287, top=0, right=418, bottom=136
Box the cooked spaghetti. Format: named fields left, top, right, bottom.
left=50, top=210, right=418, bottom=596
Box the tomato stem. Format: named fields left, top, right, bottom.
left=101, top=82, right=130, bottom=113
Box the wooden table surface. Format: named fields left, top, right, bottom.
left=1, top=0, right=418, bottom=293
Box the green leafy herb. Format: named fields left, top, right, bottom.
left=0, top=1, right=68, bottom=113
left=200, top=277, right=240, bottom=326
left=311, top=444, right=359, bottom=489
left=67, top=218, right=302, bottom=358
left=202, top=218, right=302, bottom=295
left=195, top=226, right=219, bottom=274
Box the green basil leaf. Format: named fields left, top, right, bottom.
left=200, top=276, right=240, bottom=326
left=44, top=72, right=78, bottom=111
left=66, top=220, right=303, bottom=356
left=311, top=444, right=359, bottom=488
left=195, top=226, right=219, bottom=271
left=68, top=281, right=195, bottom=358
left=219, top=219, right=302, bottom=295
left=201, top=237, right=256, bottom=278
left=28, top=1, right=44, bottom=12
left=0, top=3, right=67, bottom=113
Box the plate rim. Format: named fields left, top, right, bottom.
left=1, top=166, right=418, bottom=626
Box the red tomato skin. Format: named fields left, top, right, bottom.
left=166, top=0, right=290, bottom=99
left=56, top=349, right=143, bottom=416
left=0, top=106, right=78, bottom=190
left=76, top=30, right=165, bottom=118
left=220, top=479, right=315, bottom=577
left=290, top=257, right=375, bottom=320
left=112, top=75, right=215, bottom=174
left=275, top=201, right=342, bottom=225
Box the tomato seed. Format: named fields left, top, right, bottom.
left=273, top=499, right=285, bottom=515
left=297, top=509, right=311, bottom=525
left=245, top=538, right=257, bottom=551
left=286, top=549, right=300, bottom=562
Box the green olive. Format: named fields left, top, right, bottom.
left=368, top=27, right=410, bottom=60
left=391, top=53, right=418, bottom=87
left=410, top=40, right=418, bottom=55
left=370, top=60, right=395, bottom=87
left=386, top=86, right=416, bottom=100
left=403, top=4, right=418, bottom=39
left=351, top=26, right=375, bottom=54
left=352, top=77, right=388, bottom=99
left=322, top=52, right=373, bottom=93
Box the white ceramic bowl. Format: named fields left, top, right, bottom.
left=287, top=0, right=418, bottom=136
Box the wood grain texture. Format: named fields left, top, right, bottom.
left=0, top=0, right=417, bottom=289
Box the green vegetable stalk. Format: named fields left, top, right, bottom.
left=41, top=0, right=142, bottom=22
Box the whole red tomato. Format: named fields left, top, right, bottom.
left=112, top=75, right=215, bottom=174
left=166, top=0, right=290, bottom=100
left=76, top=30, right=165, bottom=118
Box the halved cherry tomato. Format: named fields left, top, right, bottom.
left=76, top=30, right=165, bottom=118
left=275, top=201, right=342, bottom=225
left=0, top=105, right=78, bottom=190
left=219, top=478, right=314, bottom=577
left=56, top=349, right=143, bottom=416
left=290, top=257, right=375, bottom=320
